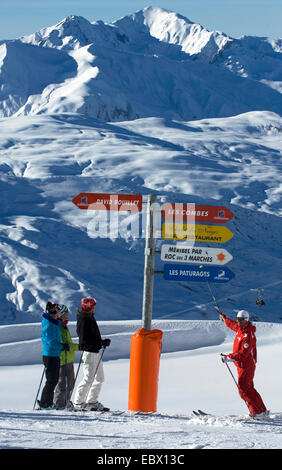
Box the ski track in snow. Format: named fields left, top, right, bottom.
left=1, top=409, right=282, bottom=450
left=1, top=320, right=282, bottom=450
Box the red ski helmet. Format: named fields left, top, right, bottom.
left=81, top=297, right=96, bottom=311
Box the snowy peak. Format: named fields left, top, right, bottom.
left=114, top=6, right=233, bottom=61
left=21, top=7, right=232, bottom=61
left=21, top=15, right=92, bottom=49
left=0, top=7, right=281, bottom=121
left=20, top=15, right=121, bottom=51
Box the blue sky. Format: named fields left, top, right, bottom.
left=1, top=0, right=281, bottom=40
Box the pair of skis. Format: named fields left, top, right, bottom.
left=36, top=406, right=125, bottom=416
left=192, top=409, right=210, bottom=417
left=36, top=399, right=113, bottom=413
left=73, top=408, right=124, bottom=415
left=192, top=409, right=272, bottom=421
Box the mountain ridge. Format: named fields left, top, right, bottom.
left=0, top=7, right=281, bottom=121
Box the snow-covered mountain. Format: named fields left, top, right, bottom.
left=0, top=7, right=281, bottom=121
left=0, top=7, right=281, bottom=325
left=0, top=110, right=281, bottom=325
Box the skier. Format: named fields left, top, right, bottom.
left=220, top=310, right=268, bottom=419
left=37, top=302, right=67, bottom=409
left=53, top=305, right=79, bottom=409
left=73, top=297, right=111, bottom=411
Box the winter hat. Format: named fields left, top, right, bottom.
left=81, top=297, right=96, bottom=311
left=59, top=304, right=69, bottom=316
left=237, top=310, right=249, bottom=321
left=46, top=302, right=60, bottom=315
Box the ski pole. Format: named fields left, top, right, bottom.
left=221, top=358, right=251, bottom=413
left=70, top=351, right=83, bottom=398
left=206, top=280, right=223, bottom=316
left=65, top=349, right=68, bottom=408
left=33, top=366, right=45, bottom=410
left=93, top=346, right=106, bottom=380
left=67, top=351, right=83, bottom=408
left=69, top=347, right=105, bottom=404
left=224, top=360, right=239, bottom=389
left=199, top=265, right=223, bottom=316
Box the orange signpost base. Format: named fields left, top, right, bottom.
left=128, top=328, right=163, bottom=413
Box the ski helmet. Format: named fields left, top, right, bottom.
left=81, top=297, right=96, bottom=311
left=59, top=304, right=69, bottom=315
left=237, top=310, right=249, bottom=321
left=46, top=302, right=60, bottom=315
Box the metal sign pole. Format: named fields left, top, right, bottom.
left=142, top=194, right=157, bottom=331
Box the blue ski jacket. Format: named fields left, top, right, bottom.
left=41, top=312, right=63, bottom=357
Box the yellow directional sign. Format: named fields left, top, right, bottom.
left=162, top=223, right=234, bottom=243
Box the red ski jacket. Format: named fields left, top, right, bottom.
left=222, top=315, right=257, bottom=369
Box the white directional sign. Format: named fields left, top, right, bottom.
left=161, top=245, right=233, bottom=265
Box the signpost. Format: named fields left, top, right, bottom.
left=72, top=193, right=235, bottom=412
left=162, top=222, right=234, bottom=243
left=161, top=203, right=234, bottom=223
left=128, top=194, right=163, bottom=414
left=161, top=245, right=233, bottom=265
left=142, top=194, right=158, bottom=331
left=161, top=202, right=235, bottom=285
left=72, top=193, right=143, bottom=212
left=163, top=264, right=235, bottom=283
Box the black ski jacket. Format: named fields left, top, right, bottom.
left=76, top=308, right=103, bottom=353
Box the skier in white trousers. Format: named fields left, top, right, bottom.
left=73, top=297, right=111, bottom=411
left=75, top=350, right=105, bottom=405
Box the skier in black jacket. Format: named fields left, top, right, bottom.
left=73, top=298, right=111, bottom=411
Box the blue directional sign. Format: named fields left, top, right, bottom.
left=163, top=264, right=235, bottom=283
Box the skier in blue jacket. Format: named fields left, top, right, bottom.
left=38, top=302, right=68, bottom=409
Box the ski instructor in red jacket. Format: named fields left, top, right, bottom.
left=220, top=310, right=268, bottom=418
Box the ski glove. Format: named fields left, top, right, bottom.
left=220, top=353, right=234, bottom=363
left=102, top=338, right=111, bottom=348
left=62, top=343, right=70, bottom=351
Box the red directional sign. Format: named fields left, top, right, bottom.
left=72, top=193, right=143, bottom=212
left=161, top=203, right=234, bottom=223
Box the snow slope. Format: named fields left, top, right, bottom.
left=1, top=319, right=282, bottom=450
left=0, top=110, right=281, bottom=324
